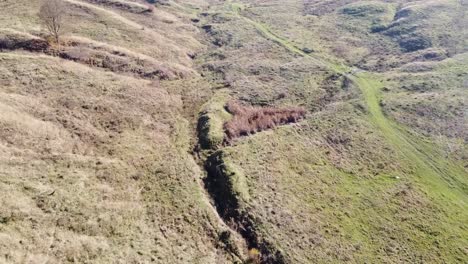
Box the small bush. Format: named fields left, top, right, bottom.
left=224, top=101, right=306, bottom=140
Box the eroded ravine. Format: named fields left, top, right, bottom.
left=193, top=92, right=287, bottom=262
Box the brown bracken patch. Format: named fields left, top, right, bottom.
left=224, top=100, right=306, bottom=141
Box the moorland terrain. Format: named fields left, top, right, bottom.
left=0, top=0, right=467, bottom=263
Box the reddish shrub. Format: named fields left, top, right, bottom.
left=224, top=101, right=306, bottom=141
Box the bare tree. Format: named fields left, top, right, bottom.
left=39, top=0, right=66, bottom=44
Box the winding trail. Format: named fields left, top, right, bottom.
left=196, top=1, right=467, bottom=262
left=227, top=1, right=328, bottom=67
left=225, top=0, right=468, bottom=228
left=354, top=75, right=467, bottom=204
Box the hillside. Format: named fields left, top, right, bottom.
left=0, top=0, right=467, bottom=263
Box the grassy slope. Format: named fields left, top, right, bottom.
left=355, top=74, right=467, bottom=257
left=0, top=0, right=466, bottom=263
left=356, top=74, right=467, bottom=195
left=197, top=0, right=467, bottom=262
left=0, top=0, right=240, bottom=263
left=0, top=53, right=227, bottom=264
